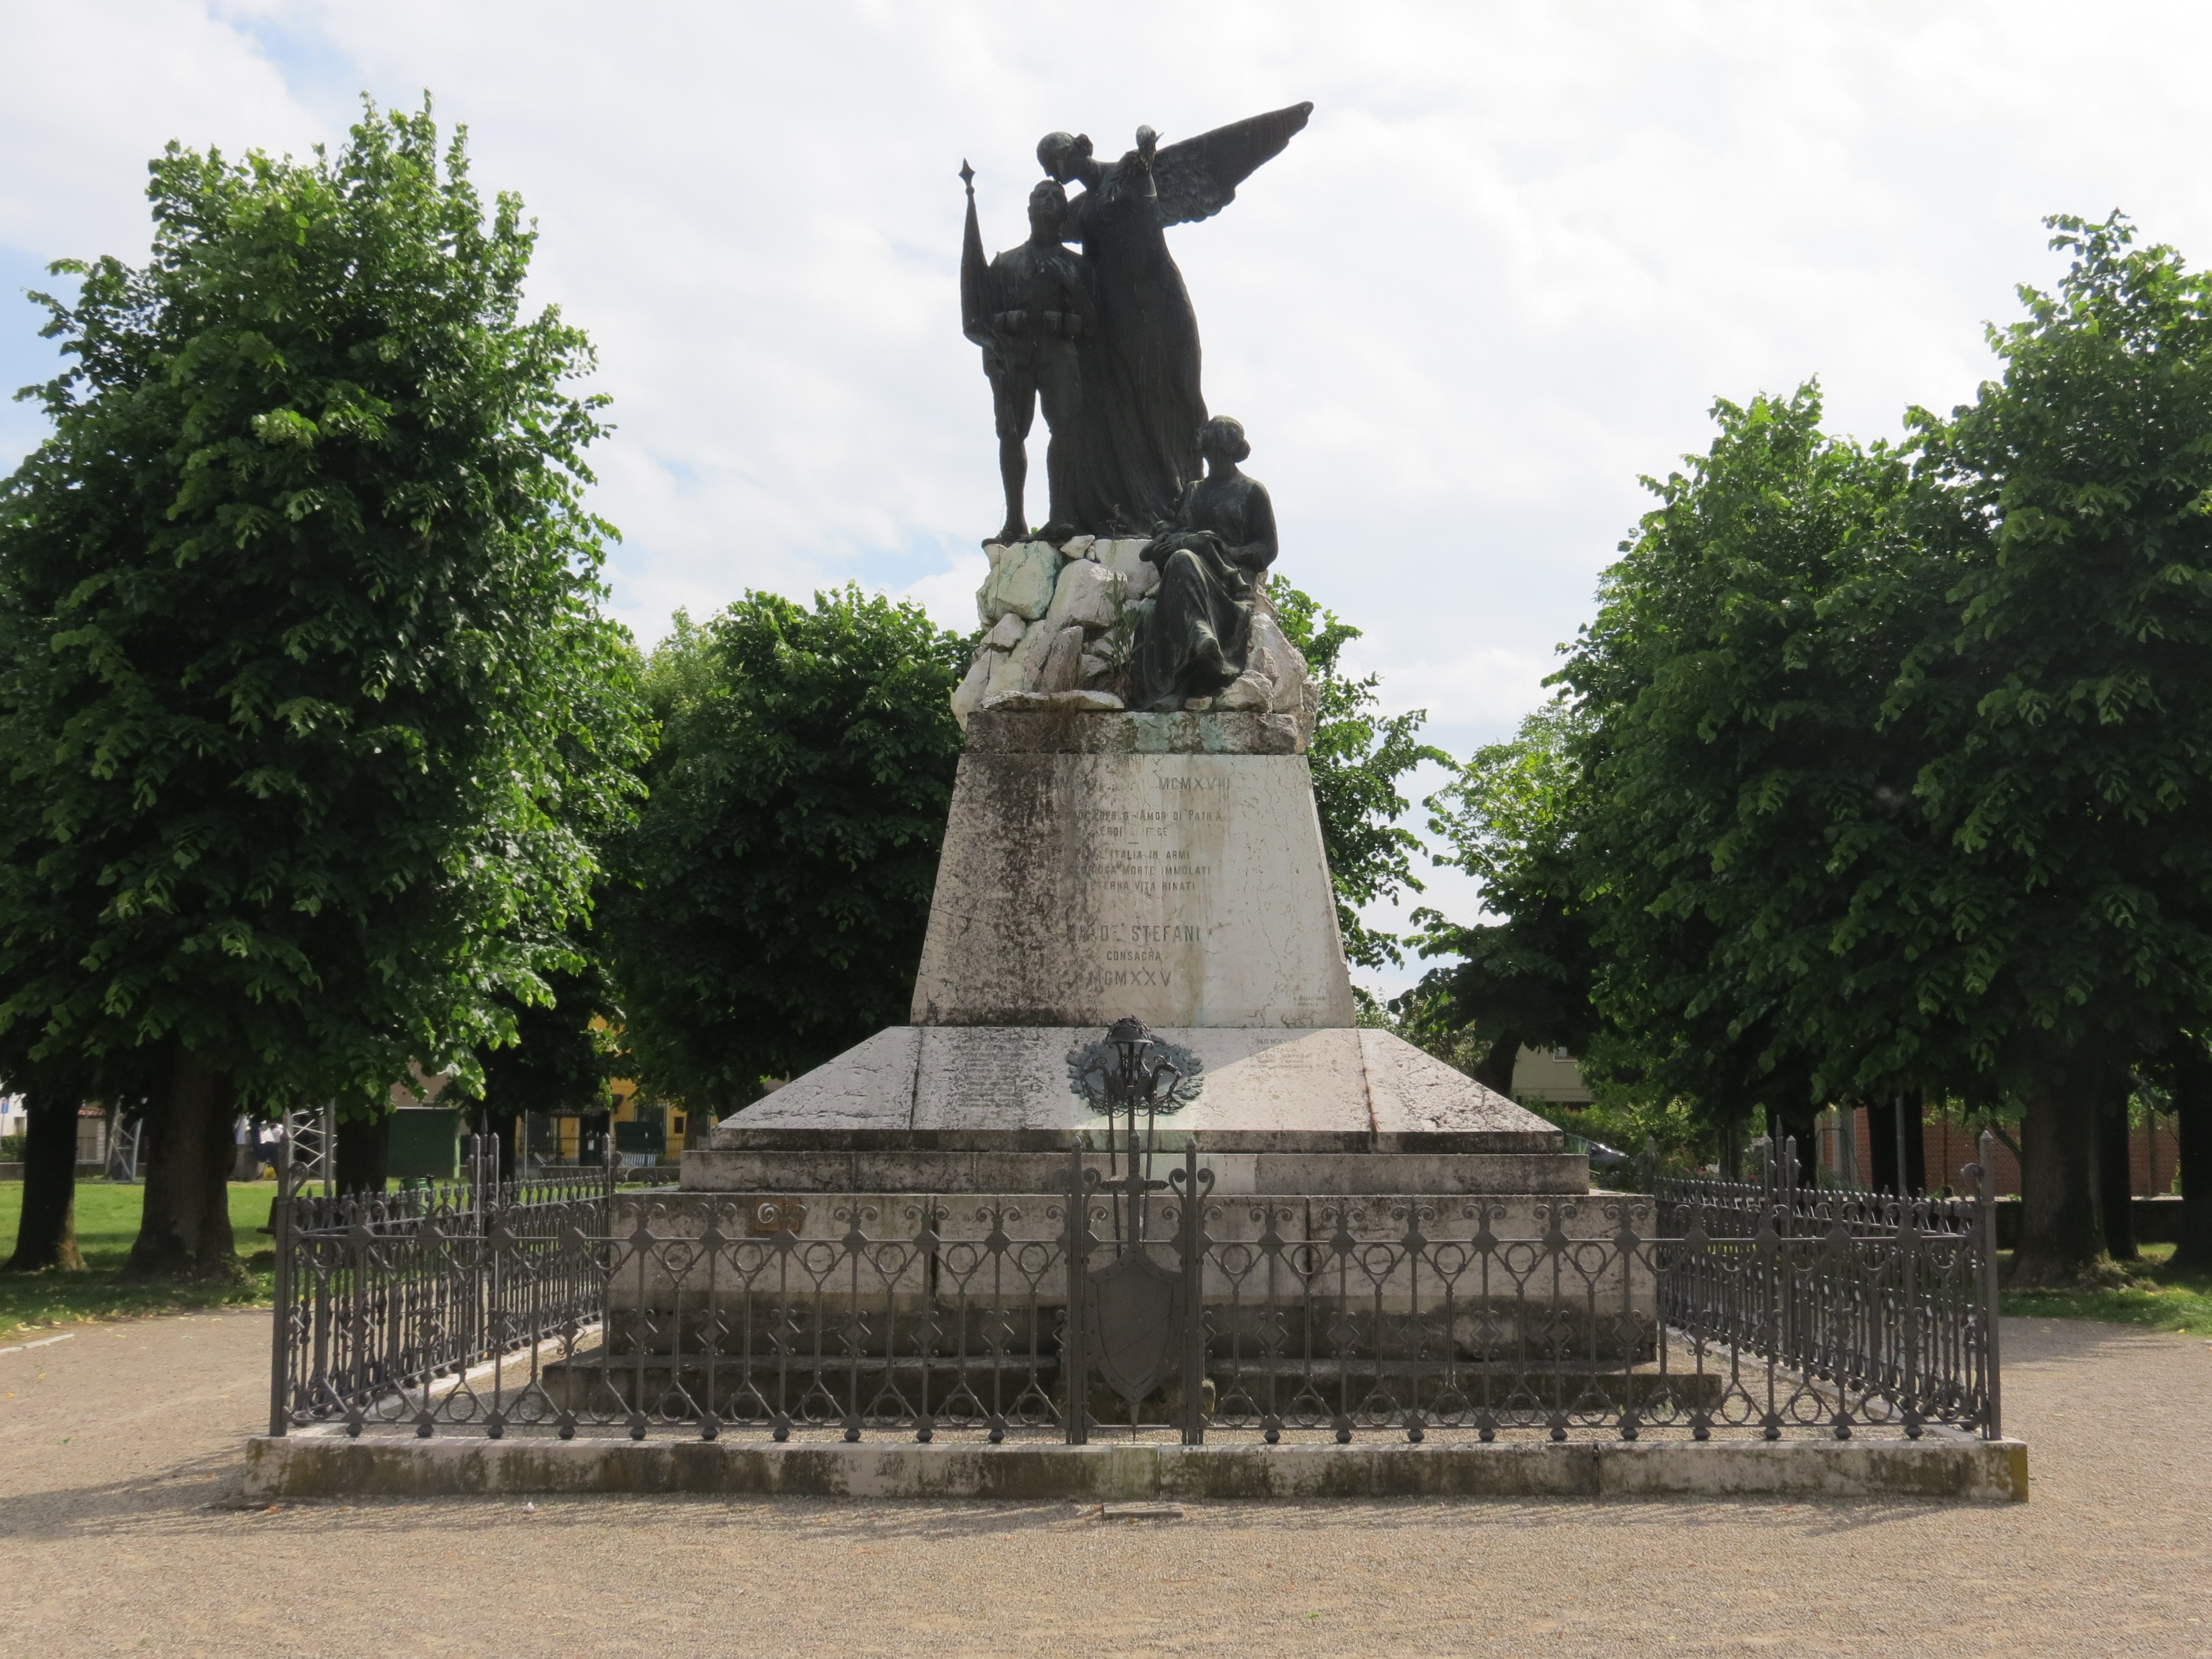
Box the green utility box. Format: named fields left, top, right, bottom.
left=387, top=1107, right=462, bottom=1181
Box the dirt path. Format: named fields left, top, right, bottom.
left=0, top=1311, right=2205, bottom=1657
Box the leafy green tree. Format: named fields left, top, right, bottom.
left=0, top=100, right=646, bottom=1276
left=1404, top=697, right=1598, bottom=1094
left=1272, top=586, right=1447, bottom=968
left=1553, top=387, right=1932, bottom=1164
left=602, top=591, right=969, bottom=1114
left=1531, top=219, right=2212, bottom=1281
left=1885, top=215, right=2212, bottom=1280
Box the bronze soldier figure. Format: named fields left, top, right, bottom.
left=961, top=169, right=1095, bottom=546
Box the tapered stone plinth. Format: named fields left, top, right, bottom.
left=692, top=709, right=1574, bottom=1198
left=911, top=719, right=1355, bottom=1027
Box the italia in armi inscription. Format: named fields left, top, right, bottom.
left=1077, top=772, right=1230, bottom=895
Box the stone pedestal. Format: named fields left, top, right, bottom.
left=689, top=706, right=1576, bottom=1199
left=911, top=714, right=1354, bottom=1028
left=686, top=1026, right=1583, bottom=1194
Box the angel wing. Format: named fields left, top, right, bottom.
left=1151, top=101, right=1314, bottom=227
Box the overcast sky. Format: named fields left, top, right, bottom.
left=6, top=1, right=2211, bottom=995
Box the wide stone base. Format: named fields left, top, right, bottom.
left=243, top=1432, right=2029, bottom=1503
left=695, top=1025, right=1580, bottom=1195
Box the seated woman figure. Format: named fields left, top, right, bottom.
left=1125, top=416, right=1280, bottom=712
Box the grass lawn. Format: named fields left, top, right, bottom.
left=1999, top=1243, right=2212, bottom=1338
left=0, top=1179, right=277, bottom=1341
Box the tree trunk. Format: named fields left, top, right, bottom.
left=2007, top=1057, right=2111, bottom=1288
left=122, top=1043, right=241, bottom=1282
left=1867, top=1096, right=1926, bottom=1195
left=2171, top=1040, right=2212, bottom=1275
left=2096, top=1076, right=2137, bottom=1261
left=4, top=1095, right=85, bottom=1273
left=1473, top=1031, right=1520, bottom=1098
left=334, top=1110, right=390, bottom=1198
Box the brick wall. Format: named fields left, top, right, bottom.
left=1827, top=1106, right=2178, bottom=1198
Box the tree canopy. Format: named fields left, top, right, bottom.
left=1404, top=696, right=1598, bottom=1093
left=1409, top=215, right=2212, bottom=1281
left=1272, top=585, right=1447, bottom=968
left=601, top=590, right=969, bottom=1111
left=0, top=98, right=646, bottom=1273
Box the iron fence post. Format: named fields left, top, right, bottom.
left=1064, top=1140, right=1088, bottom=1445
left=1180, top=1141, right=1206, bottom=1446
left=1781, top=1136, right=1798, bottom=1365
left=1898, top=1202, right=1922, bottom=1437
left=266, top=1120, right=295, bottom=1438
left=1976, top=1129, right=2003, bottom=1440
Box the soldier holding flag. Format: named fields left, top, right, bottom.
left=962, top=164, right=1095, bottom=546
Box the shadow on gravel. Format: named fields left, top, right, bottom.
left=56, top=1489, right=2008, bottom=1545
left=0, top=1447, right=247, bottom=1536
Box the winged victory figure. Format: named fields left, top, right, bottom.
left=1034, top=101, right=1312, bottom=533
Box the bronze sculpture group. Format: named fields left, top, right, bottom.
left=959, top=102, right=1310, bottom=712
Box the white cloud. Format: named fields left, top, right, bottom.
left=11, top=0, right=2212, bottom=905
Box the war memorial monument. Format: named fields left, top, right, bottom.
left=251, top=104, right=2018, bottom=1504
left=689, top=101, right=1583, bottom=1204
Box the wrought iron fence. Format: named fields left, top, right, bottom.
left=268, top=1135, right=2003, bottom=1446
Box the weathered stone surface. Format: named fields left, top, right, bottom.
left=980, top=541, right=1059, bottom=624
left=1037, top=624, right=1086, bottom=693
left=244, top=1430, right=2033, bottom=1504
left=984, top=614, right=1060, bottom=698
left=1060, top=534, right=1095, bottom=557
left=912, top=753, right=1355, bottom=1027
left=1046, top=558, right=1120, bottom=632
left=1078, top=652, right=1110, bottom=686
left=979, top=688, right=1126, bottom=714
left=1248, top=609, right=1308, bottom=717
left=1215, top=672, right=1272, bottom=712
left=965, top=709, right=1301, bottom=755
left=707, top=1025, right=1559, bottom=1157
left=950, top=651, right=994, bottom=732
left=1097, top=537, right=1160, bottom=601
left=680, top=1146, right=1584, bottom=1194
left=1046, top=688, right=1123, bottom=710
left=984, top=612, right=1027, bottom=650
left=1361, top=1030, right=1554, bottom=1136
left=832, top=1027, right=1554, bottom=1140
left=732, top=1026, right=920, bottom=1133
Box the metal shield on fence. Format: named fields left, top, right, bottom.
left=1086, top=1249, right=1184, bottom=1402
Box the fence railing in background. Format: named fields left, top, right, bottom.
left=1654, top=1135, right=2001, bottom=1446
left=267, top=1134, right=2005, bottom=1447
left=265, top=1146, right=612, bottom=1440
left=1657, top=1134, right=1984, bottom=1240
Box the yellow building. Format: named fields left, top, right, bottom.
left=543, top=1074, right=693, bottom=1166
left=1510, top=1046, right=1592, bottom=1107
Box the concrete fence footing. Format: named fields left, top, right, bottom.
left=243, top=1432, right=2027, bottom=1504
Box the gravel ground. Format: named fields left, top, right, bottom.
left=1, top=1310, right=2206, bottom=1658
